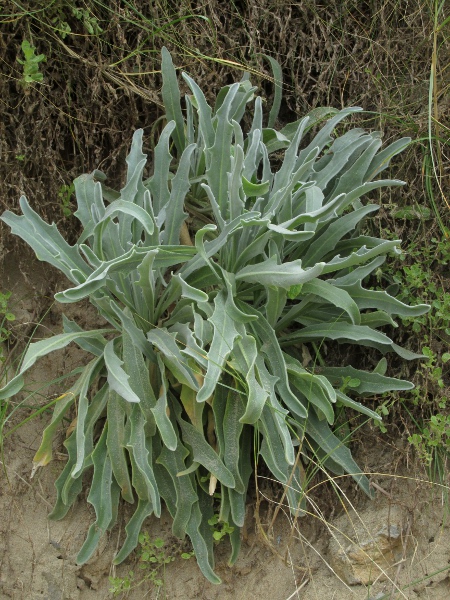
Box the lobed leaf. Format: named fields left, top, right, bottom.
left=77, top=426, right=121, bottom=564
left=197, top=291, right=240, bottom=403
left=161, top=47, right=186, bottom=154
left=236, top=256, right=325, bottom=290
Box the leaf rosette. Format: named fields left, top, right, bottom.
left=0, top=48, right=429, bottom=583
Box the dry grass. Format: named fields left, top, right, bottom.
left=1, top=1, right=447, bottom=222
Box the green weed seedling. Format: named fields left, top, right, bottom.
left=17, top=40, right=46, bottom=86
left=208, top=514, right=235, bottom=543
left=58, top=183, right=75, bottom=217
left=380, top=237, right=449, bottom=366
left=391, top=236, right=450, bottom=336
left=404, top=349, right=450, bottom=477
left=376, top=230, right=450, bottom=481
left=0, top=49, right=429, bottom=584
left=408, top=410, right=450, bottom=466
left=71, top=6, right=103, bottom=35
left=108, top=570, right=134, bottom=597
left=52, top=6, right=103, bottom=39
left=109, top=533, right=192, bottom=596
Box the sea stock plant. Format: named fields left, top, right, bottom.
left=0, top=49, right=429, bottom=583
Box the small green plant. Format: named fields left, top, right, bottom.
left=109, top=533, right=192, bottom=596
left=52, top=5, right=103, bottom=39
left=71, top=6, right=103, bottom=35
left=420, top=347, right=446, bottom=391
left=109, top=570, right=134, bottom=596
left=17, top=40, right=46, bottom=86
left=58, top=183, right=75, bottom=217
left=373, top=397, right=392, bottom=434
left=208, top=514, right=235, bottom=542
left=0, top=49, right=429, bottom=584
left=51, top=16, right=72, bottom=39
left=390, top=236, right=450, bottom=337
left=375, top=232, right=450, bottom=478
left=404, top=348, right=450, bottom=477
left=408, top=410, right=450, bottom=466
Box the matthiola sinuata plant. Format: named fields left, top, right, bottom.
left=0, top=48, right=429, bottom=583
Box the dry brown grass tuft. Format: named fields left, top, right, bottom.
left=1, top=1, right=447, bottom=222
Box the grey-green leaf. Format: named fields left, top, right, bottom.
left=104, top=339, right=141, bottom=404
left=236, top=256, right=325, bottom=289
left=0, top=330, right=112, bottom=400
left=197, top=291, right=240, bottom=403
left=161, top=46, right=186, bottom=154
left=301, top=279, right=361, bottom=325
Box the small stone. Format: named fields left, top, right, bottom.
left=328, top=506, right=408, bottom=586
left=76, top=577, right=86, bottom=591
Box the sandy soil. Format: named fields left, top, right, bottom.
left=1, top=250, right=449, bottom=600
